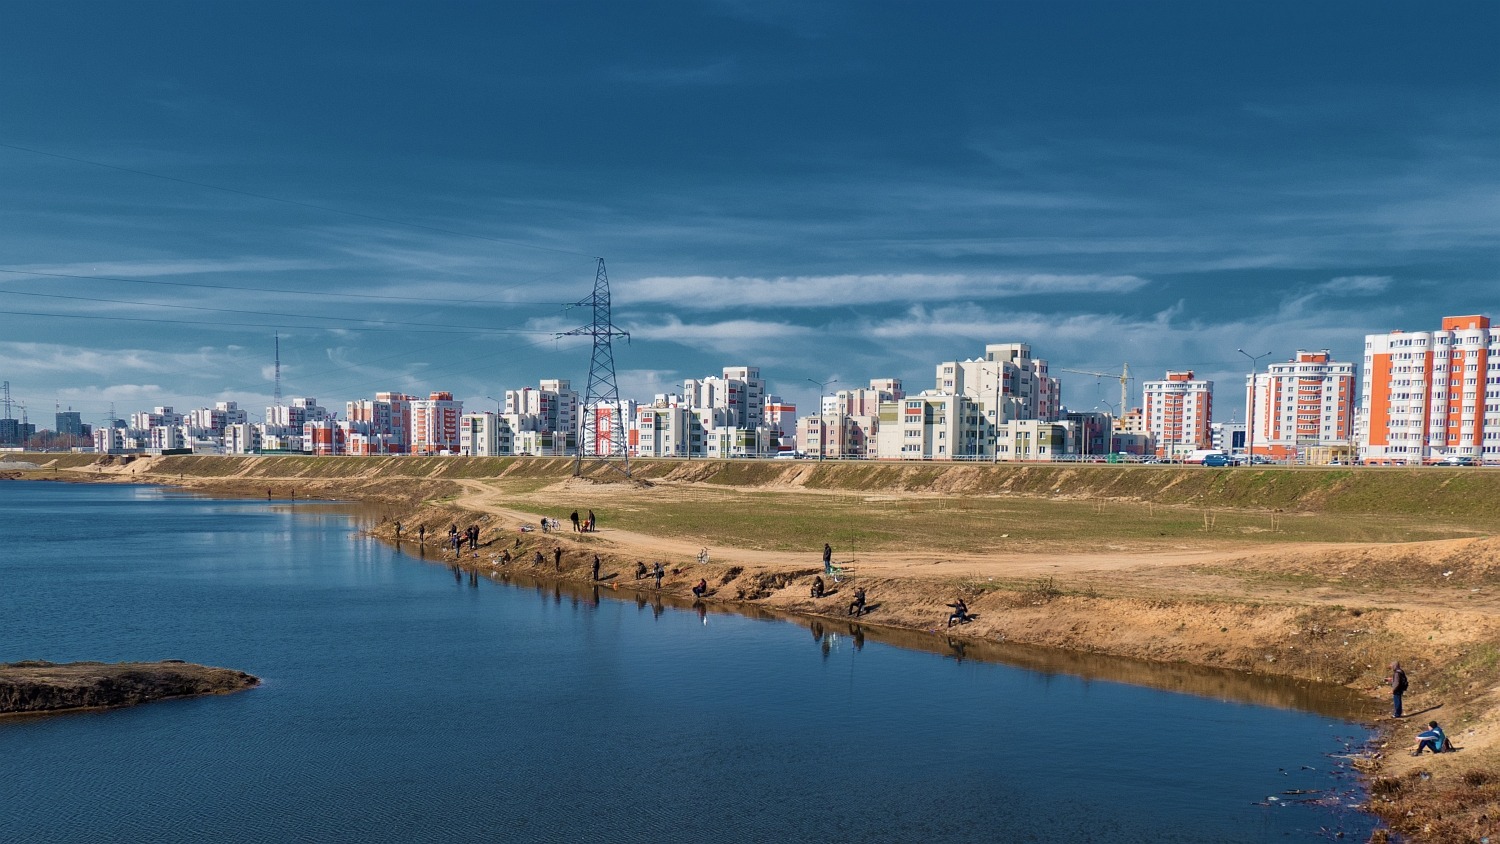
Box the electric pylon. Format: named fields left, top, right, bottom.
left=561, top=258, right=631, bottom=478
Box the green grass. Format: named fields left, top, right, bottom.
left=499, top=481, right=1489, bottom=555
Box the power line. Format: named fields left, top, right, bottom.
left=0, top=285, right=559, bottom=332
left=0, top=266, right=576, bottom=307
left=0, top=141, right=599, bottom=260
left=0, top=307, right=557, bottom=335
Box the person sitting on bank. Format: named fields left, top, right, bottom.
left=848, top=587, right=866, bottom=617
left=1413, top=721, right=1449, bottom=756
left=810, top=576, right=825, bottom=599
left=634, top=561, right=648, bottom=579
left=691, top=578, right=708, bottom=599
left=947, top=598, right=970, bottom=627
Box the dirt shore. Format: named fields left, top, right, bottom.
left=18, top=453, right=1500, bottom=842
left=0, top=660, right=259, bottom=717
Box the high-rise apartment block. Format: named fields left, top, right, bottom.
left=1247, top=350, right=1355, bottom=459
left=1361, top=314, right=1500, bottom=465
left=1142, top=371, right=1213, bottom=458
left=409, top=392, right=463, bottom=455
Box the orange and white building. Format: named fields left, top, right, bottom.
left=1361, top=314, right=1500, bottom=465
left=409, top=391, right=463, bottom=455
left=1142, top=370, right=1212, bottom=459
left=1246, top=350, right=1355, bottom=460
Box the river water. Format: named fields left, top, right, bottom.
left=0, top=482, right=1377, bottom=842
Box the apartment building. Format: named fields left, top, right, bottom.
left=1142, top=370, right=1213, bottom=458
left=875, top=392, right=962, bottom=460
left=1248, top=350, right=1355, bottom=459
left=459, top=412, right=514, bottom=457
left=266, top=398, right=327, bottom=433
left=1361, top=314, right=1500, bottom=465
left=633, top=403, right=691, bottom=458
left=348, top=392, right=416, bottom=454
left=409, top=392, right=462, bottom=455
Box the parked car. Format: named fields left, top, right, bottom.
left=1438, top=455, right=1478, bottom=467
left=1202, top=453, right=1234, bottom=467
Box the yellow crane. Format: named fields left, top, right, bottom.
left=1059, top=363, right=1132, bottom=414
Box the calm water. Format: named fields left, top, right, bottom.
left=0, top=481, right=1376, bottom=842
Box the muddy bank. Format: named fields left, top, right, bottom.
left=0, top=660, right=259, bottom=717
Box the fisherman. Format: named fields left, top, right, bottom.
left=691, top=578, right=708, bottom=599
left=653, top=562, right=665, bottom=589
left=810, top=576, right=825, bottom=599
left=1413, top=721, right=1448, bottom=755
left=634, top=561, right=648, bottom=580
left=1389, top=662, right=1409, bottom=718
left=591, top=555, right=601, bottom=582
left=553, top=546, right=563, bottom=571
left=822, top=543, right=833, bottom=575
left=394, top=520, right=402, bottom=539
left=947, top=598, right=970, bottom=627
left=848, top=587, right=867, bottom=617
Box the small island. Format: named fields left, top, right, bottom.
left=0, top=660, right=259, bottom=717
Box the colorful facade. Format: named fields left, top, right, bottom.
left=1142, top=370, right=1213, bottom=458
left=1361, top=314, right=1500, bottom=465
left=1247, top=350, right=1355, bottom=459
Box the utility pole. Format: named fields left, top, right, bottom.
left=562, top=258, right=631, bottom=478
left=1238, top=349, right=1272, bottom=464
left=273, top=332, right=282, bottom=405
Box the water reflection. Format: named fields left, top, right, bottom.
left=449, top=564, right=1372, bottom=720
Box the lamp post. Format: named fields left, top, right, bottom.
left=1099, top=401, right=1118, bottom=460
left=1237, top=349, right=1272, bottom=465
left=807, top=378, right=838, bottom=462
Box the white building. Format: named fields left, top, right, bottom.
left=459, top=412, right=514, bottom=456
left=1248, top=350, right=1356, bottom=460
left=1361, top=314, right=1500, bottom=465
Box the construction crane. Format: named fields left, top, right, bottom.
left=1060, top=363, right=1132, bottom=414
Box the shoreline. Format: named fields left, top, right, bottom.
left=0, top=660, right=260, bottom=718
left=15, top=455, right=1500, bottom=841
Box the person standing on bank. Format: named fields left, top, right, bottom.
left=822, top=543, right=833, bottom=575
left=1389, top=662, right=1409, bottom=718
left=570, top=511, right=580, bottom=532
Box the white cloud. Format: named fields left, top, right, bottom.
left=623, top=315, right=817, bottom=359
left=1316, top=275, right=1393, bottom=295
left=616, top=272, right=1147, bottom=310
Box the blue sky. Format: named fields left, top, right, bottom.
left=2, top=1, right=1497, bottom=426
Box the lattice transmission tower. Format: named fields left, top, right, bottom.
left=561, top=258, right=631, bottom=478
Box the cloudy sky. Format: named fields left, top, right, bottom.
left=2, top=2, right=1497, bottom=426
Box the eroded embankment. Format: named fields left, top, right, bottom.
left=0, top=660, right=259, bottom=716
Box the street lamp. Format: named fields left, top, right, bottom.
left=1237, top=349, right=1272, bottom=465
left=807, top=378, right=837, bottom=462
